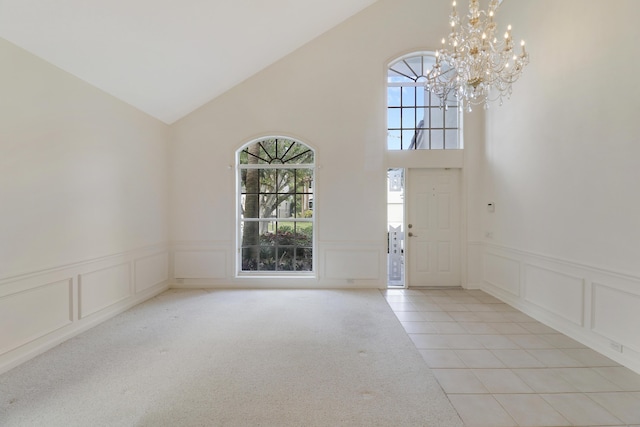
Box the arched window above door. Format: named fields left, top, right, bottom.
left=387, top=53, right=462, bottom=150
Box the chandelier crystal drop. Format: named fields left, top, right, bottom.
left=426, top=0, right=529, bottom=111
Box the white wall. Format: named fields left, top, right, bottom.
left=0, top=39, right=171, bottom=373
left=479, top=0, right=640, bottom=372
left=170, top=0, right=485, bottom=288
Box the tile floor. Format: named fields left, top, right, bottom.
left=382, top=287, right=640, bottom=427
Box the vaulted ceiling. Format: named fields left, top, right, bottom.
left=0, top=0, right=380, bottom=123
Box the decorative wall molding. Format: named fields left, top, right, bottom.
left=169, top=240, right=386, bottom=289
left=79, top=263, right=131, bottom=319
left=323, top=249, right=380, bottom=280
left=524, top=263, right=585, bottom=327
left=484, top=252, right=520, bottom=296
left=0, top=244, right=169, bottom=375
left=480, top=242, right=640, bottom=374
left=592, top=283, right=640, bottom=354
left=0, top=279, right=73, bottom=356
left=174, top=250, right=227, bottom=279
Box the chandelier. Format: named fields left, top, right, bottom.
left=426, top=0, right=529, bottom=111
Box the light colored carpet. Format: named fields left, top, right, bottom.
left=0, top=289, right=463, bottom=426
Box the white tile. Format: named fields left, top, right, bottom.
left=508, top=334, right=555, bottom=349
left=449, top=312, right=482, bottom=322
left=539, top=334, right=586, bottom=349
left=408, top=333, right=449, bottom=349
left=455, top=349, right=505, bottom=368
left=387, top=301, right=418, bottom=311
left=436, top=303, right=470, bottom=312
left=459, top=322, right=499, bottom=335
left=474, top=311, right=510, bottom=322
left=400, top=321, right=438, bottom=334
left=512, top=369, right=578, bottom=393
left=588, top=392, right=640, bottom=424
left=594, top=367, right=640, bottom=392
left=443, top=334, right=484, bottom=350
left=472, top=369, right=534, bottom=393
left=474, top=295, right=503, bottom=304
left=540, top=393, right=623, bottom=426
left=518, top=322, right=559, bottom=334
left=527, top=349, right=584, bottom=367
left=447, top=296, right=482, bottom=304
left=429, top=296, right=458, bottom=304
left=555, top=368, right=621, bottom=392
left=463, top=303, right=497, bottom=312
left=430, top=322, right=467, bottom=334
left=419, top=349, right=466, bottom=368
left=393, top=311, right=426, bottom=321
left=432, top=369, right=488, bottom=393
left=421, top=311, right=454, bottom=321
left=491, top=350, right=545, bottom=369
left=474, top=334, right=520, bottom=350
left=494, top=394, right=571, bottom=426
left=563, top=348, right=619, bottom=367
left=487, top=322, right=531, bottom=334
left=448, top=394, right=517, bottom=427
left=411, top=301, right=442, bottom=311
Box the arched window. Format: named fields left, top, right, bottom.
left=387, top=53, right=462, bottom=150
left=237, top=137, right=315, bottom=274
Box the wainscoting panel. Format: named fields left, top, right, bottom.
left=524, top=264, right=585, bottom=326
left=135, top=252, right=169, bottom=293
left=0, top=244, right=169, bottom=374
left=78, top=263, right=131, bottom=319
left=480, top=242, right=640, bottom=374
left=0, top=279, right=72, bottom=355
left=174, top=250, right=226, bottom=279
left=592, top=283, right=640, bottom=354
left=483, top=252, right=520, bottom=296
left=324, top=249, right=380, bottom=280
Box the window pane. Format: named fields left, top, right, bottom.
left=404, top=56, right=423, bottom=78
left=388, top=87, right=401, bottom=107
left=401, top=87, right=415, bottom=106
left=402, top=130, right=416, bottom=149
left=431, top=130, right=444, bottom=149
left=416, top=87, right=427, bottom=107
left=402, top=108, right=416, bottom=129
left=388, top=129, right=401, bottom=150
left=445, top=107, right=459, bottom=128
left=295, top=247, right=313, bottom=271
left=416, top=108, right=428, bottom=128
left=388, top=108, right=401, bottom=129
left=431, top=106, right=444, bottom=128
left=445, top=129, right=459, bottom=149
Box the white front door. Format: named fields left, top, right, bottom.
left=407, top=168, right=460, bottom=287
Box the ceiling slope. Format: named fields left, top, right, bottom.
left=0, top=0, right=379, bottom=123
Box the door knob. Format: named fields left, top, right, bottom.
left=408, top=232, right=418, bottom=237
